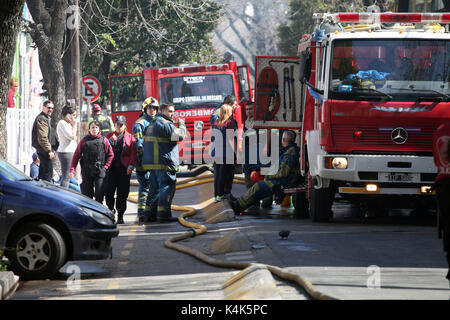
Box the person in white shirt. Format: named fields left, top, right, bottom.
left=57, top=105, right=78, bottom=188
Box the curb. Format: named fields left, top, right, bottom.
left=222, top=264, right=281, bottom=300
left=0, top=271, right=20, bottom=300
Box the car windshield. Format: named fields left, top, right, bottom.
left=0, top=159, right=33, bottom=181
left=159, top=74, right=234, bottom=108
left=329, top=39, right=449, bottom=102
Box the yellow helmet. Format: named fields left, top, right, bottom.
left=142, top=97, right=159, bottom=112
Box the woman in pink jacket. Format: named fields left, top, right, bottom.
left=104, top=116, right=137, bottom=224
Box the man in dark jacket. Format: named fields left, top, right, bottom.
left=31, top=100, right=59, bottom=182
left=104, top=116, right=137, bottom=224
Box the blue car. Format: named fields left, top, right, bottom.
left=0, top=158, right=119, bottom=280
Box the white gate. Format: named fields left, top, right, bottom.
left=6, top=108, right=40, bottom=174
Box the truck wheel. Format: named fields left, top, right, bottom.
left=293, top=193, right=309, bottom=219
left=8, top=223, right=67, bottom=280
left=309, top=187, right=333, bottom=222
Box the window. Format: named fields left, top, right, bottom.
left=329, top=39, right=449, bottom=101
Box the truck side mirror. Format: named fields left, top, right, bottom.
left=238, top=65, right=252, bottom=102
left=299, top=50, right=312, bottom=83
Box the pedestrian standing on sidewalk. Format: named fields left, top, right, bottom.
left=69, top=120, right=114, bottom=203
left=143, top=102, right=186, bottom=223
left=212, top=103, right=237, bottom=202
left=56, top=105, right=78, bottom=188
left=32, top=100, right=59, bottom=182
left=104, top=116, right=137, bottom=224
left=432, top=122, right=450, bottom=283
left=132, top=97, right=159, bottom=224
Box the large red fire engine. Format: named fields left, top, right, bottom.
left=255, top=12, right=450, bottom=221
left=109, top=60, right=252, bottom=165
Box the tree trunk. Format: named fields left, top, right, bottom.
left=26, top=0, right=68, bottom=129
left=0, top=0, right=25, bottom=159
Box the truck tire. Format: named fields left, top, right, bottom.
left=293, top=193, right=309, bottom=219
left=8, top=223, right=67, bottom=280
left=309, top=187, right=333, bottom=222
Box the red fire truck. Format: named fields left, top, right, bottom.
left=255, top=12, right=450, bottom=221
left=109, top=60, right=252, bottom=165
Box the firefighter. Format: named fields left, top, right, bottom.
left=132, top=96, right=159, bottom=223
left=143, top=102, right=186, bottom=223
left=87, top=104, right=114, bottom=136
left=69, top=120, right=114, bottom=203
left=104, top=116, right=137, bottom=224
left=432, top=122, right=450, bottom=283
left=228, top=130, right=301, bottom=214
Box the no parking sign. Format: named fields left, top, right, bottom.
left=82, top=76, right=101, bottom=103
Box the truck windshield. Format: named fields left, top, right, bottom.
left=329, top=39, right=449, bottom=102
left=110, top=75, right=144, bottom=113
left=159, top=74, right=234, bottom=108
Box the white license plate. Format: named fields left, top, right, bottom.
left=385, top=173, right=412, bottom=182
left=192, top=142, right=205, bottom=148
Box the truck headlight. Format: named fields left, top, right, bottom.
left=82, top=207, right=114, bottom=225
left=325, top=157, right=348, bottom=169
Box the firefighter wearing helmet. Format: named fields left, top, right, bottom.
left=87, top=104, right=114, bottom=136
left=132, top=96, right=159, bottom=224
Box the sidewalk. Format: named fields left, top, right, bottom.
left=0, top=270, right=19, bottom=300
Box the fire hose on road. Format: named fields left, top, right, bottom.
left=128, top=172, right=336, bottom=300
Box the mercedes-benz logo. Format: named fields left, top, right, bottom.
left=194, top=121, right=204, bottom=131
left=391, top=127, right=408, bottom=144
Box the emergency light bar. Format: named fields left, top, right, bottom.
left=158, top=64, right=230, bottom=74
left=314, top=12, right=450, bottom=24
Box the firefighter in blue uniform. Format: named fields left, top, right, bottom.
left=132, top=96, right=159, bottom=223
left=142, top=102, right=187, bottom=222
left=229, top=130, right=301, bottom=213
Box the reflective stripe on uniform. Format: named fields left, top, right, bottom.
left=141, top=164, right=168, bottom=170
left=154, top=141, right=159, bottom=164
left=144, top=136, right=172, bottom=143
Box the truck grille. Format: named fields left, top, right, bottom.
left=332, top=124, right=436, bottom=152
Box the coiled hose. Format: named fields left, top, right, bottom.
left=128, top=173, right=336, bottom=300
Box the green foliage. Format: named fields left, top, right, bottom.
left=0, top=249, right=8, bottom=272
left=82, top=0, right=224, bottom=105
left=277, top=0, right=395, bottom=56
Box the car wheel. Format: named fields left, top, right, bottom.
left=8, top=223, right=67, bottom=280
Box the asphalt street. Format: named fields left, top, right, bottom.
left=8, top=173, right=450, bottom=301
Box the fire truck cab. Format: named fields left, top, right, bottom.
left=298, top=12, right=450, bottom=221
left=256, top=12, right=450, bottom=221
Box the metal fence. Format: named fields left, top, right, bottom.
left=6, top=108, right=40, bottom=174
